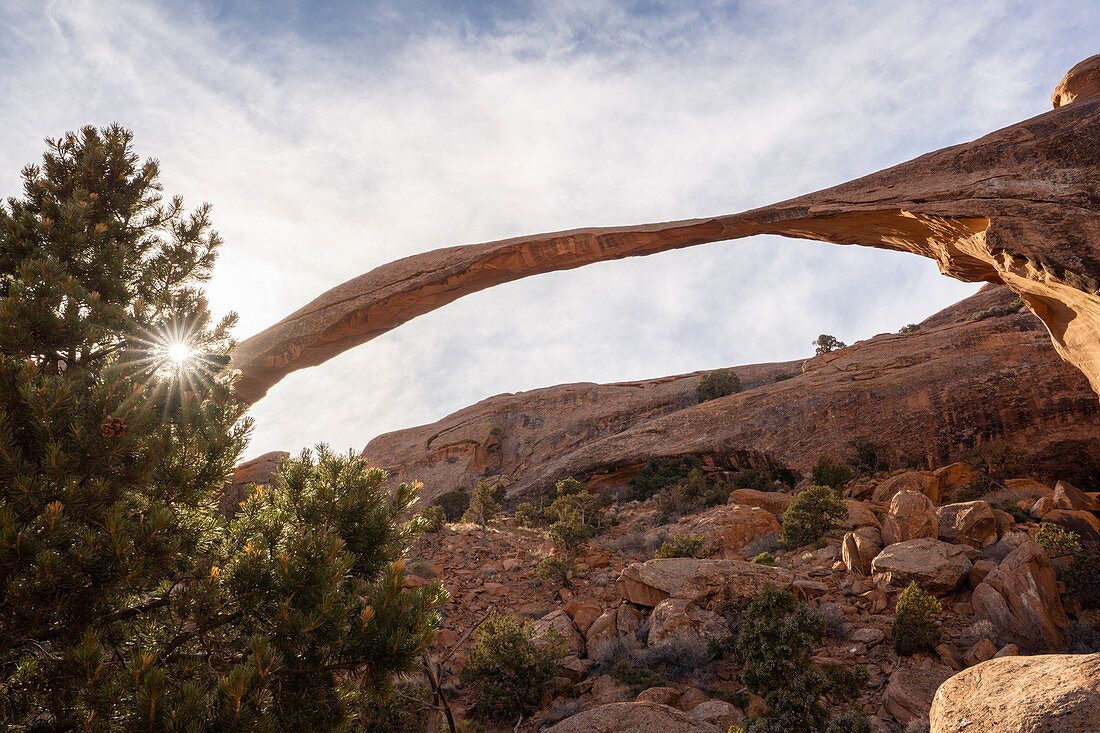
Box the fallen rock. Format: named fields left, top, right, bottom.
left=936, top=501, right=998, bottom=547
left=968, top=558, right=996, bottom=588
left=930, top=653, right=1100, bottom=733
left=727, top=488, right=791, bottom=516
left=972, top=541, right=1070, bottom=649
left=636, top=687, right=680, bottom=706
left=647, top=598, right=730, bottom=648
left=1053, top=480, right=1100, bottom=511
left=964, top=638, right=997, bottom=666
left=933, top=463, right=974, bottom=499
left=883, top=490, right=938, bottom=545
left=1029, top=495, right=1055, bottom=519
left=585, top=603, right=644, bottom=659
left=617, top=558, right=794, bottom=609
left=1041, top=508, right=1100, bottom=553
left=545, top=701, right=723, bottom=732
left=842, top=527, right=883, bottom=576
left=564, top=601, right=602, bottom=635
left=532, top=610, right=586, bottom=657
left=690, top=700, right=745, bottom=728
left=844, top=500, right=881, bottom=530
left=882, top=660, right=954, bottom=726
left=870, top=538, right=974, bottom=595
left=872, top=471, right=941, bottom=505
left=659, top=503, right=779, bottom=558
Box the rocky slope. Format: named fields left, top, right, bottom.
left=231, top=55, right=1100, bottom=404
left=362, top=285, right=1100, bottom=504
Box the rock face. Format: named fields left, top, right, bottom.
left=971, top=541, right=1071, bottom=648
left=646, top=598, right=729, bottom=648
left=616, top=558, right=793, bottom=608
left=870, top=538, right=974, bottom=595
left=232, top=56, right=1100, bottom=407
left=873, top=472, right=941, bottom=505
left=657, top=504, right=779, bottom=559
left=936, top=501, right=998, bottom=547
left=882, top=490, right=938, bottom=545
left=930, top=653, right=1100, bottom=733
left=545, top=701, right=721, bottom=733
left=361, top=286, right=1100, bottom=504
left=220, top=450, right=288, bottom=514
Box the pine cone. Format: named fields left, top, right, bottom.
left=100, top=416, right=126, bottom=438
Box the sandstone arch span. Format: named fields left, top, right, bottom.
left=231, top=55, right=1100, bottom=405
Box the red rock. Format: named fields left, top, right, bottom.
left=616, top=558, right=794, bottom=609
left=727, top=488, right=791, bottom=515
left=842, top=527, right=883, bottom=576
left=972, top=541, right=1070, bottom=649
left=882, top=491, right=938, bottom=545
left=647, top=598, right=729, bottom=648
left=870, top=538, right=974, bottom=595
left=1052, top=480, right=1100, bottom=511
left=882, top=660, right=954, bottom=726
left=655, top=504, right=779, bottom=559
left=933, top=463, right=974, bottom=500
left=1041, top=509, right=1100, bottom=552
left=936, top=501, right=998, bottom=548
left=873, top=472, right=941, bottom=506
left=531, top=610, right=585, bottom=657
left=964, top=638, right=997, bottom=667
left=563, top=601, right=602, bottom=635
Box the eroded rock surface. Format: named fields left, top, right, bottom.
left=971, top=541, right=1070, bottom=649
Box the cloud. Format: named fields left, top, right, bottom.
left=2, top=0, right=1098, bottom=461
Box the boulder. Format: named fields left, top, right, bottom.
left=872, top=471, right=940, bottom=505
left=564, top=601, right=602, bottom=635
left=882, top=660, right=954, bottom=726
left=1029, top=495, right=1055, bottom=519
left=616, top=558, right=794, bottom=609
left=727, top=488, right=791, bottom=516
left=586, top=602, right=644, bottom=659
left=636, top=687, right=680, bottom=706
left=659, top=504, right=779, bottom=559
left=646, top=598, right=730, bottom=648
left=972, top=541, right=1070, bottom=649
left=690, top=700, right=745, bottom=728
left=1052, top=480, right=1100, bottom=511
left=870, top=538, right=974, bottom=595
left=545, top=701, right=722, bottom=732
left=936, top=501, right=998, bottom=547
left=842, top=526, right=883, bottom=576
left=984, top=478, right=1053, bottom=505
left=882, top=490, right=938, bottom=545
left=933, top=463, right=974, bottom=499
left=532, top=609, right=585, bottom=657
left=930, top=653, right=1100, bottom=733
left=1041, top=508, right=1100, bottom=553
left=843, top=500, right=881, bottom=530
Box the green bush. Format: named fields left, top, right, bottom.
left=970, top=299, right=1024, bottom=321
left=847, top=438, right=888, bottom=474
left=899, top=323, right=920, bottom=333
left=629, top=454, right=703, bottom=501
left=513, top=500, right=544, bottom=527
left=774, top=372, right=795, bottom=382
left=459, top=612, right=566, bottom=722
left=893, top=582, right=942, bottom=655
left=812, top=456, right=854, bottom=489
left=361, top=681, right=432, bottom=732
left=966, top=440, right=1030, bottom=486
left=825, top=710, right=873, bottom=733
left=609, top=659, right=664, bottom=695
left=655, top=533, right=707, bottom=559
left=461, top=480, right=503, bottom=526
left=813, top=334, right=847, bottom=355
left=432, top=487, right=471, bottom=521
left=536, top=555, right=574, bottom=587
left=697, top=368, right=741, bottom=402
left=1064, top=554, right=1100, bottom=609
left=737, top=584, right=866, bottom=733
left=654, top=467, right=729, bottom=518
left=419, top=504, right=446, bottom=532
left=780, top=486, right=848, bottom=550
left=751, top=551, right=775, bottom=565
left=729, top=467, right=777, bottom=492
left=1037, top=522, right=1083, bottom=558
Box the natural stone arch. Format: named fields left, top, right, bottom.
left=231, top=56, right=1100, bottom=405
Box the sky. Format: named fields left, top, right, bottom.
left=3, top=1, right=1098, bottom=461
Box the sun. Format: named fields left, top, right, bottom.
left=166, top=342, right=193, bottom=364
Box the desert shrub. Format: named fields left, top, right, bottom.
left=698, top=368, right=742, bottom=402
left=654, top=468, right=729, bottom=519
left=780, top=485, right=848, bottom=549
left=893, top=582, right=942, bottom=655
left=821, top=605, right=848, bottom=639
left=774, top=372, right=796, bottom=382
left=458, top=612, right=566, bottom=722
left=826, top=710, right=873, bottom=733
left=745, top=532, right=780, bottom=558
left=361, top=681, right=432, bottom=732
left=752, top=551, right=775, bottom=565
left=461, top=480, right=503, bottom=525
left=1064, top=554, right=1100, bottom=609
left=419, top=504, right=447, bottom=532
left=432, top=487, right=471, bottom=521
left=707, top=684, right=750, bottom=708
left=513, top=501, right=545, bottom=527
left=610, top=659, right=664, bottom=694
left=536, top=555, right=574, bottom=587
left=966, top=440, right=1031, bottom=486
left=737, top=584, right=866, bottom=733
left=707, top=635, right=737, bottom=660
left=655, top=532, right=707, bottom=558
left=1037, top=522, right=1083, bottom=558
left=971, top=299, right=1024, bottom=321
left=729, top=467, right=777, bottom=492
left=812, top=456, right=854, bottom=490
left=813, top=334, right=847, bottom=355
left=904, top=719, right=931, bottom=733
left=548, top=511, right=598, bottom=554
left=899, top=323, right=920, bottom=333
left=636, top=638, right=710, bottom=681
left=629, top=454, right=703, bottom=501
left=848, top=437, right=888, bottom=474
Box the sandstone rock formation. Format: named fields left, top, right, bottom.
left=220, top=450, right=287, bottom=513
left=882, top=490, right=938, bottom=545
left=870, top=538, right=974, bottom=595
left=615, top=557, right=793, bottom=608
left=652, top=503, right=779, bottom=559
left=930, top=653, right=1100, bottom=733
left=936, top=501, right=998, bottom=548
left=645, top=598, right=729, bottom=648
left=971, top=541, right=1070, bottom=649
left=363, top=286, right=1100, bottom=504
left=882, top=660, right=954, bottom=727
left=545, top=701, right=721, bottom=733
left=232, top=56, right=1100, bottom=411
left=842, top=527, right=882, bottom=576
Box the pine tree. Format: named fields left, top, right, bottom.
left=0, top=126, right=446, bottom=731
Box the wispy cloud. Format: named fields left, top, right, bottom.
left=3, top=0, right=1098, bottom=460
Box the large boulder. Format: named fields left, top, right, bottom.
left=727, top=488, right=791, bottom=516
left=870, top=538, right=974, bottom=595
left=658, top=504, right=779, bottom=559
left=971, top=541, right=1070, bottom=649
left=872, top=471, right=940, bottom=505
left=843, top=500, right=881, bottom=530
left=930, top=653, right=1100, bottom=733
left=586, top=602, right=644, bottom=659
left=936, top=501, right=998, bottom=547
left=882, top=490, right=938, bottom=545
left=933, top=462, right=974, bottom=499
left=647, top=598, right=730, bottom=648
left=531, top=609, right=586, bottom=657
left=882, top=660, right=954, bottom=726
left=842, top=526, right=883, bottom=576
left=545, top=701, right=722, bottom=732
left=1052, top=480, right=1100, bottom=512
left=616, top=558, right=794, bottom=609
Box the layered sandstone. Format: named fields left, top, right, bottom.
left=362, top=286, right=1100, bottom=503
left=231, top=56, right=1100, bottom=405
